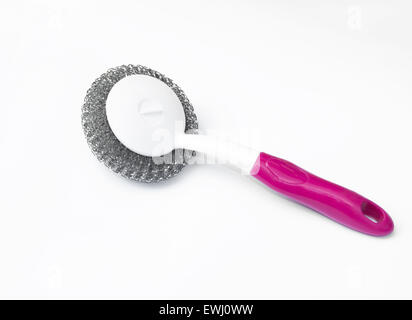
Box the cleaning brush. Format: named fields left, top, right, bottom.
left=82, top=64, right=394, bottom=236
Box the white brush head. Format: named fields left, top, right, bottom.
left=106, top=74, right=186, bottom=157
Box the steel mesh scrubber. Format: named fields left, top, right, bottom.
left=81, top=64, right=198, bottom=183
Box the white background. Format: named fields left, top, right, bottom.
left=0, top=0, right=411, bottom=299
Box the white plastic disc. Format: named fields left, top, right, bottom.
left=106, top=74, right=186, bottom=157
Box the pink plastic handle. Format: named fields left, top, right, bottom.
left=251, top=152, right=394, bottom=236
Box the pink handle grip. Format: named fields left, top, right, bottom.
left=251, top=152, right=394, bottom=236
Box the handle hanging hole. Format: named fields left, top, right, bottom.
left=361, top=201, right=383, bottom=223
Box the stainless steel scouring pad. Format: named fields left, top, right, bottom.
left=81, top=64, right=198, bottom=183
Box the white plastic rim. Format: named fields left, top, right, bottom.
left=106, top=74, right=186, bottom=157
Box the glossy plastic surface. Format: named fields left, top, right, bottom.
left=106, top=74, right=186, bottom=157
left=251, top=153, right=394, bottom=236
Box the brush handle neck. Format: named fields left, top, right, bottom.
left=175, top=133, right=259, bottom=173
